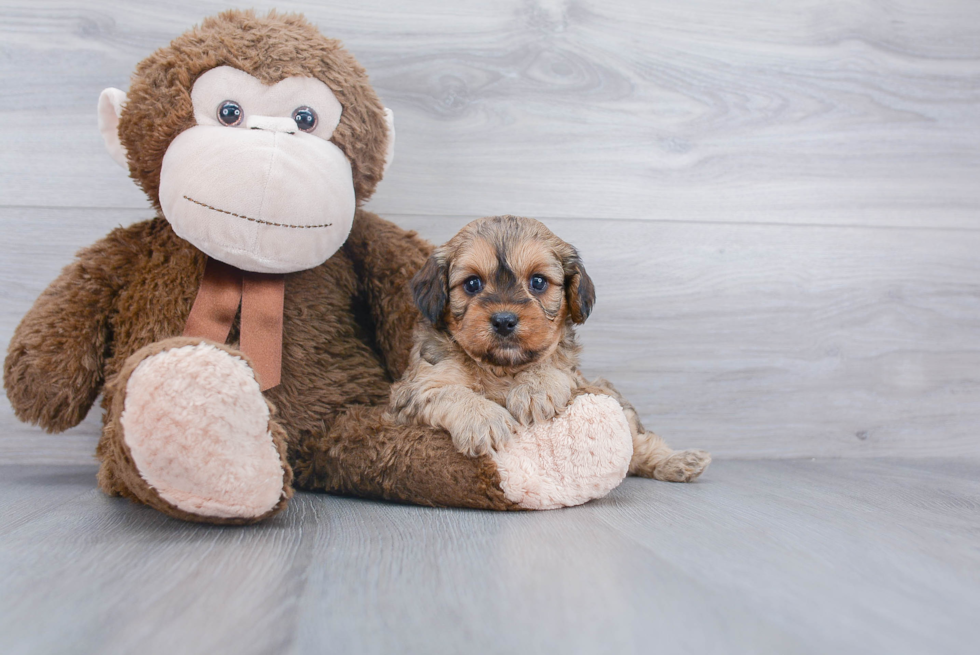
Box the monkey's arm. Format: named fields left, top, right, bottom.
left=343, top=210, right=433, bottom=380
left=4, top=234, right=132, bottom=432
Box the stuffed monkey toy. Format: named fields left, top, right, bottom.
left=3, top=11, right=707, bottom=525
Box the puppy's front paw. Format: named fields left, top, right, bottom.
left=506, top=383, right=569, bottom=426
left=451, top=401, right=518, bottom=457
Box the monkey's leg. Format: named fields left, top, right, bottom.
left=290, top=392, right=633, bottom=510
left=289, top=404, right=518, bottom=510
left=97, top=337, right=292, bottom=524
left=578, top=377, right=711, bottom=482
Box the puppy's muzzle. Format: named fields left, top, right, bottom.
left=490, top=312, right=519, bottom=337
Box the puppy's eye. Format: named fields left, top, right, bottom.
left=217, top=101, right=243, bottom=126
left=463, top=276, right=483, bottom=295
left=529, top=274, right=548, bottom=293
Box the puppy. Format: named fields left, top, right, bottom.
left=389, top=215, right=710, bottom=482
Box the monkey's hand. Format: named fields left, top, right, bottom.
left=506, top=370, right=574, bottom=426
left=449, top=398, right=518, bottom=457
left=3, top=232, right=132, bottom=432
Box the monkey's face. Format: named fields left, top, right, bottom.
left=155, top=67, right=355, bottom=273
left=412, top=216, right=596, bottom=369
left=99, top=12, right=395, bottom=273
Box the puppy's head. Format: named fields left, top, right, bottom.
left=412, top=215, right=595, bottom=368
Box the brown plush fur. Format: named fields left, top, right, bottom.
left=391, top=216, right=712, bottom=481
left=4, top=209, right=516, bottom=510
left=3, top=10, right=520, bottom=514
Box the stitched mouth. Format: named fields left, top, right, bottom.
left=183, top=195, right=333, bottom=229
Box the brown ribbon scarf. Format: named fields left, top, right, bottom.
left=183, top=258, right=285, bottom=390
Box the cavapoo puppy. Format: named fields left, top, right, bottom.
left=389, top=215, right=710, bottom=482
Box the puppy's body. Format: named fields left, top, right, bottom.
left=390, top=215, right=710, bottom=482
left=391, top=317, right=581, bottom=457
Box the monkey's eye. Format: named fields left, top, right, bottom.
left=529, top=274, right=548, bottom=293
left=217, top=101, right=243, bottom=126
left=463, top=276, right=483, bottom=295
left=292, top=106, right=318, bottom=132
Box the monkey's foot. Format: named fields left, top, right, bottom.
left=104, top=337, right=292, bottom=524
left=491, top=394, right=633, bottom=510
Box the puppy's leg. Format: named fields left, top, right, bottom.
left=506, top=366, right=576, bottom=425
left=440, top=389, right=519, bottom=457
left=391, top=382, right=517, bottom=457
left=577, top=376, right=711, bottom=482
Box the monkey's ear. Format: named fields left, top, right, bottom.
left=411, top=254, right=449, bottom=326
left=382, top=108, right=396, bottom=175
left=98, top=88, right=129, bottom=169
left=564, top=251, right=596, bottom=324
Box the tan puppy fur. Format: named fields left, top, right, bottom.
left=389, top=215, right=711, bottom=482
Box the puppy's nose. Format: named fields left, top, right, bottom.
left=491, top=312, right=519, bottom=336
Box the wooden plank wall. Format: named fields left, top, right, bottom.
left=1, top=0, right=978, bottom=462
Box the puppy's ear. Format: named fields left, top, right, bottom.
left=412, top=254, right=448, bottom=325
left=563, top=249, right=595, bottom=324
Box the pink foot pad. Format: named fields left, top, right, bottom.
left=492, top=394, right=633, bottom=510
left=120, top=342, right=286, bottom=519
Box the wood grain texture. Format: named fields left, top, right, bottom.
left=1, top=1, right=979, bottom=227
left=1, top=460, right=978, bottom=654
left=3, top=208, right=978, bottom=461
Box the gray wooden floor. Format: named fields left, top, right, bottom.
left=2, top=459, right=978, bottom=655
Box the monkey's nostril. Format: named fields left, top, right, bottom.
left=491, top=312, right=519, bottom=336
